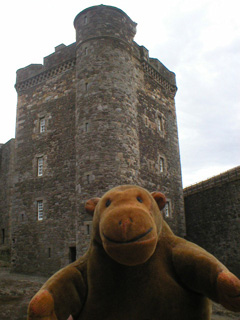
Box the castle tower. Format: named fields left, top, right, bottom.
left=73, top=5, right=185, bottom=253
left=74, top=5, right=143, bottom=254
left=9, top=5, right=185, bottom=274
left=74, top=5, right=141, bottom=197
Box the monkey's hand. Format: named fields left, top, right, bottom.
left=217, top=271, right=240, bottom=312
left=27, top=289, right=58, bottom=320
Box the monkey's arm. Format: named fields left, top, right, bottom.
left=172, top=240, right=240, bottom=312
left=27, top=262, right=87, bottom=320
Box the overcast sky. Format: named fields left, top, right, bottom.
left=0, top=0, right=239, bottom=187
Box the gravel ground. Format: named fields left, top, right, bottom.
left=0, top=266, right=47, bottom=320
left=0, top=266, right=239, bottom=320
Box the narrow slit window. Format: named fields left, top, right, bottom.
left=37, top=200, right=43, bottom=221
left=84, top=15, right=88, bottom=24
left=85, top=47, right=88, bottom=55
left=87, top=224, right=90, bottom=235
left=85, top=122, right=89, bottom=132
left=165, top=202, right=171, bottom=218
left=159, top=157, right=164, bottom=173
left=40, top=118, right=46, bottom=133
left=84, top=221, right=92, bottom=235
left=158, top=116, right=163, bottom=131
left=86, top=174, right=90, bottom=184
left=85, top=82, right=88, bottom=92
left=38, top=157, right=43, bottom=176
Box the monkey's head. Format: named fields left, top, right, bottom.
left=85, top=185, right=166, bottom=266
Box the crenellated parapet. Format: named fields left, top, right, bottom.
left=15, top=43, right=76, bottom=93
left=142, top=61, right=177, bottom=97
left=15, top=5, right=176, bottom=98
left=15, top=46, right=176, bottom=98
left=15, top=58, right=76, bottom=93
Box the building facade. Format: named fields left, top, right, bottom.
left=1, top=5, right=185, bottom=274
left=184, top=166, right=240, bottom=277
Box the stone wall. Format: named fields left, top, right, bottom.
left=184, top=166, right=240, bottom=277
left=12, top=44, right=76, bottom=274
left=137, top=54, right=185, bottom=236
left=0, top=139, right=15, bottom=264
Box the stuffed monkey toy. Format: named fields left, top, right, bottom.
left=27, top=185, right=240, bottom=320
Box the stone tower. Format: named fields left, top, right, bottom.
left=74, top=6, right=140, bottom=196
left=10, top=5, right=185, bottom=275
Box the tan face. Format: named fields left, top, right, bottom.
left=85, top=185, right=166, bottom=266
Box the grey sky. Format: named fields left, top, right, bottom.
left=0, top=0, right=239, bottom=187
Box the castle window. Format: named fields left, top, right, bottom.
left=84, top=15, right=88, bottom=25
left=164, top=201, right=171, bottom=218
left=38, top=157, right=43, bottom=176
left=85, top=122, right=89, bottom=132
left=84, top=221, right=92, bottom=235
left=159, top=157, right=164, bottom=173
left=85, top=47, right=88, bottom=55
left=87, top=224, right=90, bottom=234
left=85, top=82, right=88, bottom=92
left=1, top=229, right=5, bottom=244
left=157, top=116, right=163, bottom=131
left=37, top=200, right=44, bottom=221
left=40, top=117, right=46, bottom=133
left=86, top=174, right=90, bottom=184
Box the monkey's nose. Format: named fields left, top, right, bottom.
left=118, top=217, right=133, bottom=234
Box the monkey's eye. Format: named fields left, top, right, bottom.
left=106, top=199, right=111, bottom=207
left=137, top=196, right=143, bottom=203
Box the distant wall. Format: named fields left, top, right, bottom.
left=0, top=139, right=15, bottom=264
left=184, top=166, right=240, bottom=277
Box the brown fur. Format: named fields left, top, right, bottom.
left=27, top=185, right=240, bottom=320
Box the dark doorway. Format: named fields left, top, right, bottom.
left=69, top=246, right=76, bottom=263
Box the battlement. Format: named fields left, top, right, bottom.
left=15, top=5, right=176, bottom=96
left=149, top=58, right=176, bottom=86
left=15, top=42, right=176, bottom=96
left=15, top=43, right=76, bottom=93
left=184, top=166, right=240, bottom=196
left=142, top=60, right=177, bottom=97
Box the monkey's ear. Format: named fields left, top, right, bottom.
left=85, top=198, right=100, bottom=216
left=151, top=192, right=166, bottom=210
